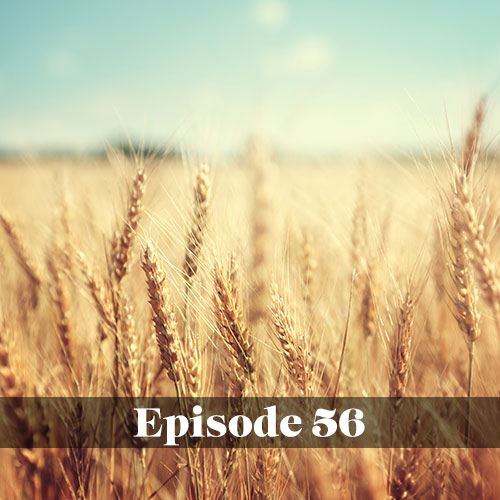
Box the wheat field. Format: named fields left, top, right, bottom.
left=1, top=105, right=500, bottom=499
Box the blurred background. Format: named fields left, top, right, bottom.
left=1, top=0, right=500, bottom=160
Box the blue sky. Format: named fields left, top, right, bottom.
left=1, top=1, right=500, bottom=156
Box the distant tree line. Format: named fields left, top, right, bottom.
left=0, top=137, right=182, bottom=161
left=107, top=138, right=181, bottom=159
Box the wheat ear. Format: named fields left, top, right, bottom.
left=247, top=139, right=270, bottom=326
left=184, top=331, right=202, bottom=398
left=213, top=258, right=256, bottom=395
left=351, top=176, right=368, bottom=283
left=463, top=97, right=485, bottom=178
left=183, top=164, right=211, bottom=285
left=76, top=250, right=115, bottom=333
left=360, top=261, right=376, bottom=338
left=253, top=449, right=281, bottom=500
left=118, top=293, right=140, bottom=396
left=111, top=165, right=146, bottom=282
left=46, top=251, right=74, bottom=372
left=387, top=291, right=416, bottom=492
left=271, top=285, right=312, bottom=396
left=141, top=243, right=185, bottom=388
left=454, top=168, right=500, bottom=311
left=448, top=199, right=480, bottom=446
left=0, top=316, right=39, bottom=455
left=0, top=212, right=42, bottom=306
left=390, top=449, right=422, bottom=500
left=389, top=292, right=416, bottom=400
left=301, top=230, right=317, bottom=313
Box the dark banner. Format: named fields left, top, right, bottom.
left=1, top=397, right=499, bottom=448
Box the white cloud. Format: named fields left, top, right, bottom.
left=45, top=50, right=78, bottom=77
left=252, top=0, right=288, bottom=27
